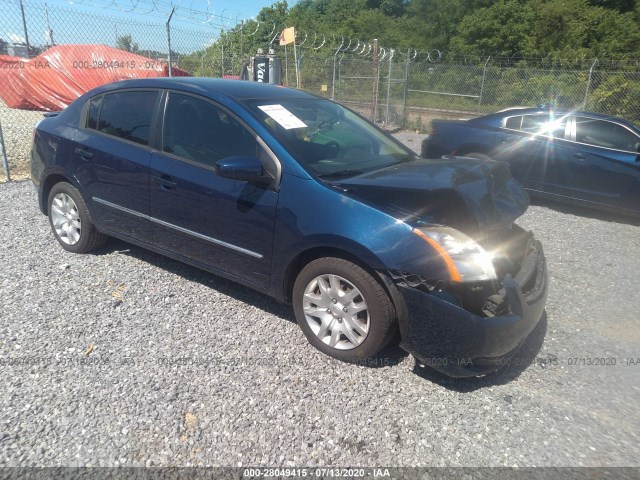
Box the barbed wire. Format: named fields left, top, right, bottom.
left=3, top=0, right=640, bottom=68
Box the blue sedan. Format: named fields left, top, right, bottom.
left=31, top=78, right=547, bottom=377
left=422, top=107, right=640, bottom=217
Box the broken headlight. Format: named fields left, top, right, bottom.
left=413, top=227, right=497, bottom=282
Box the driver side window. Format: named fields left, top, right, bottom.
left=575, top=117, right=640, bottom=152
left=162, top=93, right=258, bottom=168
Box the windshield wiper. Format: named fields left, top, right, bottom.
left=319, top=169, right=366, bottom=179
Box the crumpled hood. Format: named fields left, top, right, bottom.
left=333, top=157, right=530, bottom=233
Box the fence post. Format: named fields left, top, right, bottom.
left=19, top=0, right=31, bottom=56
left=166, top=7, right=175, bottom=77
left=331, top=38, right=344, bottom=100
left=371, top=39, right=379, bottom=121
left=0, top=120, right=10, bottom=182
left=385, top=49, right=394, bottom=125
left=478, top=56, right=491, bottom=112
left=401, top=49, right=411, bottom=129
left=583, top=58, right=599, bottom=109
left=337, top=55, right=344, bottom=100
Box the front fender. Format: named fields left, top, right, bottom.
left=270, top=173, right=454, bottom=299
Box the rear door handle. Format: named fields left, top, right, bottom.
left=74, top=147, right=93, bottom=160
left=152, top=174, right=177, bottom=190
left=575, top=153, right=584, bottom=160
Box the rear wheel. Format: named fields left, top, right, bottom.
left=293, top=257, right=396, bottom=361
left=48, top=182, right=107, bottom=253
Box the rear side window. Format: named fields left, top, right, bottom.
left=504, top=116, right=522, bottom=130
left=94, top=91, right=157, bottom=146
left=507, top=114, right=566, bottom=138
left=521, top=114, right=551, bottom=133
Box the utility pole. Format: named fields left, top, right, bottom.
left=45, top=3, right=54, bottom=46
left=19, top=0, right=31, bottom=56
left=166, top=7, right=175, bottom=77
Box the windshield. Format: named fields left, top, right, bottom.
left=244, top=98, right=415, bottom=178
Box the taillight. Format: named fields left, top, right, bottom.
left=32, top=118, right=43, bottom=143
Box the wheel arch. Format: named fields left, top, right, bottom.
left=282, top=244, right=409, bottom=345
left=40, top=173, right=73, bottom=215
left=281, top=244, right=406, bottom=325
left=282, top=246, right=376, bottom=303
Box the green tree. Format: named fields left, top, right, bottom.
left=531, top=0, right=640, bottom=58
left=116, top=34, right=139, bottom=53
left=449, top=0, right=537, bottom=56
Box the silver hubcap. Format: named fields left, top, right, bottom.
left=51, top=193, right=81, bottom=245
left=302, top=274, right=370, bottom=350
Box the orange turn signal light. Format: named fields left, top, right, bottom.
left=412, top=228, right=462, bottom=282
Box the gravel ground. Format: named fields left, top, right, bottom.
left=1, top=133, right=640, bottom=467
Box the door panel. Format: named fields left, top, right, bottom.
left=72, top=131, right=152, bottom=240
left=72, top=90, right=158, bottom=240
left=568, top=116, right=640, bottom=209
left=149, top=153, right=278, bottom=285
left=497, top=114, right=574, bottom=195
left=149, top=92, right=278, bottom=285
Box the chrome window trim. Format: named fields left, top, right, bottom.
left=92, top=197, right=263, bottom=259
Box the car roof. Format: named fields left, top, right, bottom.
left=482, top=107, right=626, bottom=121
left=87, top=77, right=315, bottom=101
left=475, top=107, right=640, bottom=130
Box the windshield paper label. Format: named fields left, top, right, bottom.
left=258, top=104, right=307, bottom=129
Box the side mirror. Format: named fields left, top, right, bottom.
left=215, top=156, right=272, bottom=185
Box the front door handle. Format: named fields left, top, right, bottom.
left=575, top=153, right=584, bottom=160
left=152, top=174, right=177, bottom=190
left=74, top=147, right=93, bottom=160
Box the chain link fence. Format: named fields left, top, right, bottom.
left=1, top=0, right=640, bottom=181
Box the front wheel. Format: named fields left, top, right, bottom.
left=293, top=257, right=396, bottom=361
left=47, top=182, right=107, bottom=253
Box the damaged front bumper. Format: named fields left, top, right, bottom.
left=386, top=236, right=548, bottom=378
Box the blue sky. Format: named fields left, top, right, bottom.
left=2, top=0, right=293, bottom=53
left=50, top=0, right=282, bottom=25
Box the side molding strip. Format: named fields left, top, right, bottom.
left=92, top=197, right=263, bottom=259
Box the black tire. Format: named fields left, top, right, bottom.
left=461, top=151, right=492, bottom=162
left=293, top=257, right=396, bottom=362
left=47, top=182, right=108, bottom=253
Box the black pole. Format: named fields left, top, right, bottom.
left=166, top=7, right=175, bottom=77
left=19, top=0, right=31, bottom=56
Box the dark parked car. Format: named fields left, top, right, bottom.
left=422, top=107, right=640, bottom=217
left=31, top=78, right=547, bottom=377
